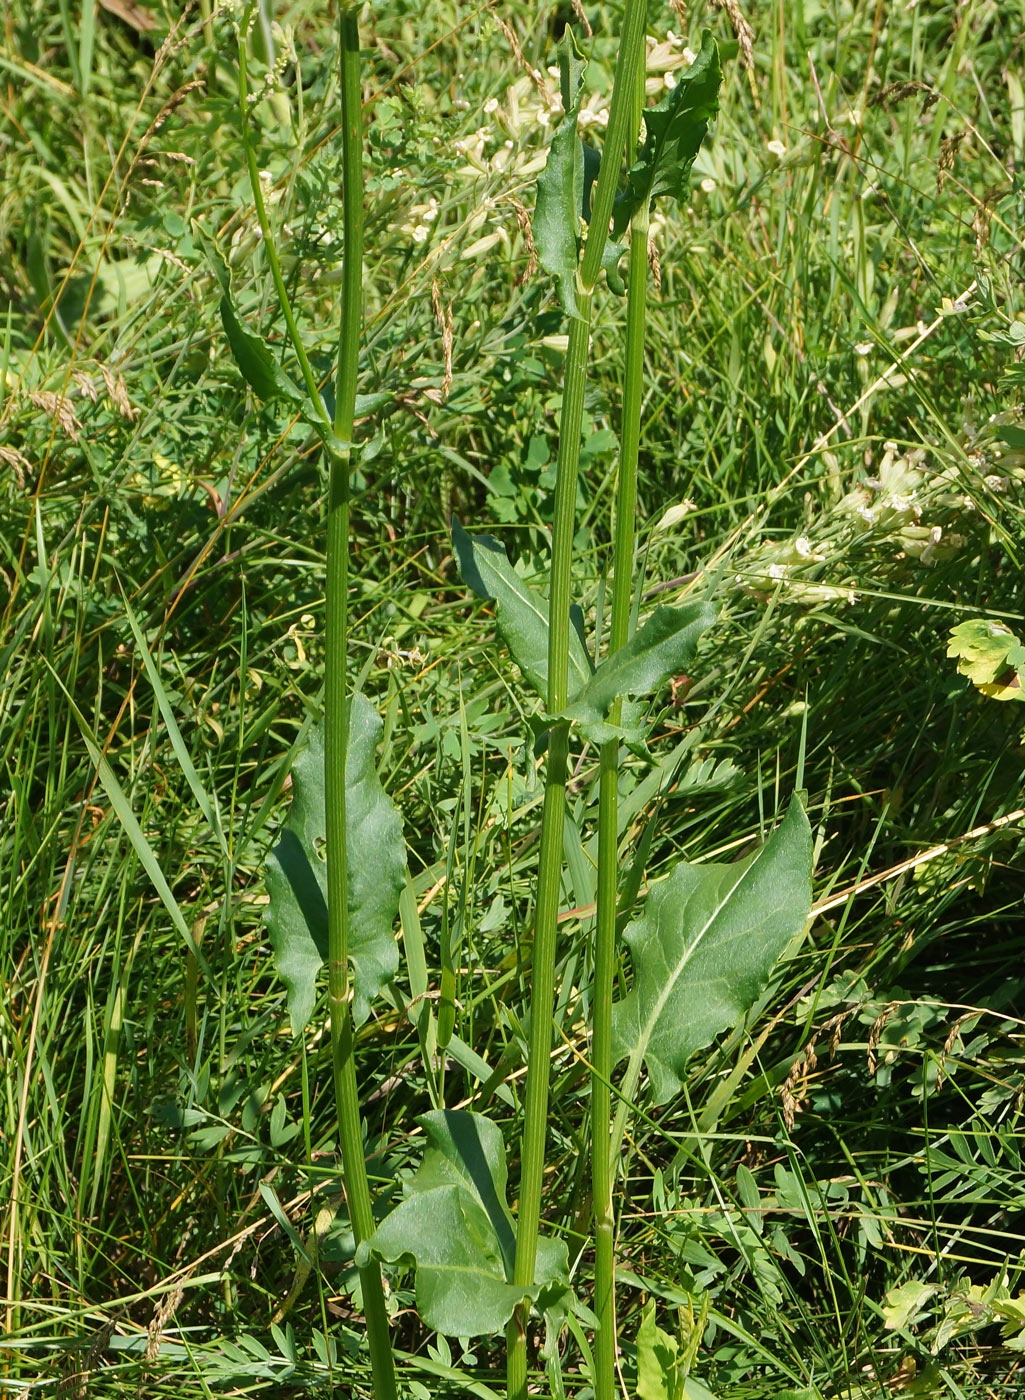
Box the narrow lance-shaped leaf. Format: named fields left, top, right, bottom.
left=612, top=795, right=813, bottom=1105
left=193, top=220, right=305, bottom=406
left=357, top=1110, right=570, bottom=1337
left=612, top=32, right=723, bottom=239
left=265, top=694, right=404, bottom=1034
left=453, top=519, right=593, bottom=702
left=555, top=602, right=715, bottom=740
left=532, top=29, right=587, bottom=318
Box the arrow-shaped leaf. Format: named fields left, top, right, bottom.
left=613, top=33, right=723, bottom=239
left=612, top=796, right=812, bottom=1105
left=533, top=31, right=587, bottom=317
left=265, top=694, right=404, bottom=1033
left=453, top=520, right=593, bottom=702
left=358, top=1110, right=570, bottom=1337
left=556, top=602, right=714, bottom=739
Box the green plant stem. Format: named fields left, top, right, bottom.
left=237, top=29, right=329, bottom=430
left=326, top=10, right=397, bottom=1399
left=507, top=6, right=648, bottom=1397
left=591, top=154, right=649, bottom=1400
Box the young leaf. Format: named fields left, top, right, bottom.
left=612, top=33, right=723, bottom=239
left=265, top=695, right=404, bottom=1034
left=533, top=31, right=587, bottom=317
left=556, top=602, right=714, bottom=738
left=453, top=520, right=593, bottom=702
left=947, top=619, right=1025, bottom=702
left=611, top=796, right=813, bottom=1105
left=358, top=1110, right=570, bottom=1337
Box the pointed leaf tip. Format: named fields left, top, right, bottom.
left=612, top=795, right=813, bottom=1104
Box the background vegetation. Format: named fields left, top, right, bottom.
left=2, top=0, right=1024, bottom=1395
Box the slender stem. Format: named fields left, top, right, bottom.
left=591, top=145, right=649, bottom=1400
left=237, top=32, right=330, bottom=429
left=326, top=10, right=397, bottom=1399
left=507, top=7, right=648, bottom=1397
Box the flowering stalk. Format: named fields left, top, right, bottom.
left=240, top=8, right=397, bottom=1394
left=591, top=43, right=648, bottom=1400
left=506, top=6, right=648, bottom=1398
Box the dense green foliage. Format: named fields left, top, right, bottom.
left=2, top=1, right=1024, bottom=1396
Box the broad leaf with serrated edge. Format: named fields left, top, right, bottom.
left=532, top=31, right=587, bottom=317
left=265, top=694, right=403, bottom=1033
left=612, top=33, right=722, bottom=239
left=611, top=796, right=812, bottom=1104
left=453, top=519, right=593, bottom=701
left=556, top=603, right=714, bottom=739
left=357, top=1110, right=569, bottom=1337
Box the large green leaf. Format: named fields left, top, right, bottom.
left=532, top=31, right=586, bottom=317
left=556, top=603, right=714, bottom=739
left=612, top=33, right=723, bottom=239
left=358, top=1110, right=569, bottom=1337
left=612, top=796, right=812, bottom=1104
left=265, top=695, right=404, bottom=1033
left=453, top=520, right=593, bottom=702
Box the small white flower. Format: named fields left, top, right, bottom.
left=682, top=46, right=697, bottom=66
left=483, top=97, right=500, bottom=115
left=700, top=177, right=717, bottom=193
left=664, top=70, right=677, bottom=89
left=767, top=139, right=787, bottom=158
left=854, top=341, right=873, bottom=356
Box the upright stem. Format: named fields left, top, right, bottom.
left=324, top=10, right=397, bottom=1399
left=507, top=7, right=647, bottom=1397
left=591, top=53, right=649, bottom=1400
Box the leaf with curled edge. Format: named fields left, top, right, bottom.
left=533, top=30, right=587, bottom=317
left=611, top=796, right=813, bottom=1105
left=612, top=33, right=723, bottom=239
left=265, top=694, right=404, bottom=1033
left=357, top=1110, right=570, bottom=1337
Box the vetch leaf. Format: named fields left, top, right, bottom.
left=947, top=619, right=1025, bottom=702
left=453, top=520, right=593, bottom=702
left=358, top=1110, right=570, bottom=1337
left=613, top=33, right=723, bottom=238
left=533, top=31, right=587, bottom=317
left=612, top=796, right=813, bottom=1104
left=265, top=695, right=404, bottom=1034
left=556, top=602, right=714, bottom=739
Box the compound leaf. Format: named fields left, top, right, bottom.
left=265, top=694, right=404, bottom=1034
left=612, top=796, right=812, bottom=1105
left=358, top=1110, right=569, bottom=1337
left=947, top=619, right=1025, bottom=702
